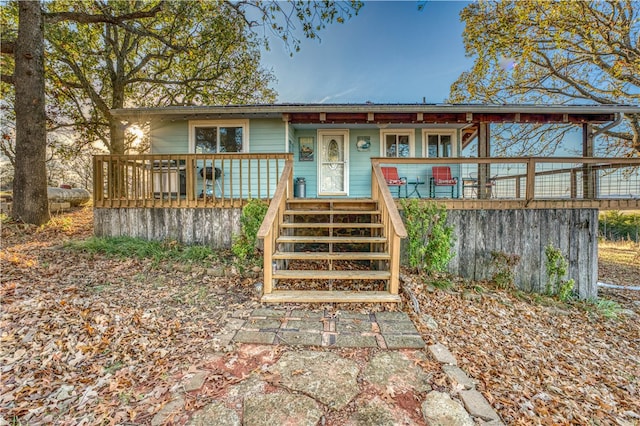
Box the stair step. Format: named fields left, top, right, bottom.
left=280, top=222, right=383, bottom=229
left=276, top=235, right=387, bottom=244
left=272, top=270, right=390, bottom=280
left=287, top=198, right=377, bottom=208
left=261, top=290, right=401, bottom=304
left=284, top=209, right=380, bottom=216
left=272, top=251, right=390, bottom=260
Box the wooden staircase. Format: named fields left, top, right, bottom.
left=261, top=198, right=402, bottom=303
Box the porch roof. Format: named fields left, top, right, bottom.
left=111, top=103, right=639, bottom=124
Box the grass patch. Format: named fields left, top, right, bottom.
left=66, top=236, right=219, bottom=267
left=599, top=240, right=640, bottom=267
left=580, top=298, right=623, bottom=320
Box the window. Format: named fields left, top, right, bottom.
left=380, top=130, right=414, bottom=157
left=423, top=130, right=456, bottom=158
left=189, top=120, right=249, bottom=153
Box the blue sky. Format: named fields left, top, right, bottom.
left=260, top=1, right=473, bottom=104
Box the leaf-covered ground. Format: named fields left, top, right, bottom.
left=1, top=207, right=639, bottom=425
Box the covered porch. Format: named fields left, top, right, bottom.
left=93, top=153, right=640, bottom=211
left=93, top=153, right=638, bottom=303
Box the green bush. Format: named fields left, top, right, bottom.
left=544, top=244, right=575, bottom=301
left=232, top=198, right=269, bottom=263
left=399, top=199, right=455, bottom=274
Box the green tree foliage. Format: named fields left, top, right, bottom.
left=43, top=0, right=277, bottom=155
left=0, top=0, right=361, bottom=224
left=599, top=210, right=640, bottom=242
left=450, top=0, right=640, bottom=156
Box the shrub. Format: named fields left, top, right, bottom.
left=399, top=199, right=455, bottom=274
left=490, top=251, right=520, bottom=290
left=544, top=244, right=575, bottom=301
left=232, top=198, right=269, bottom=263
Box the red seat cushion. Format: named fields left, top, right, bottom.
left=435, top=178, right=457, bottom=185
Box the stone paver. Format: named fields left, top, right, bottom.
left=231, top=308, right=425, bottom=349
left=355, top=399, right=397, bottom=426
left=428, top=342, right=458, bottom=365
left=269, top=351, right=359, bottom=410
left=333, top=334, right=378, bottom=348
left=183, top=372, right=207, bottom=392
left=243, top=318, right=281, bottom=330
left=442, top=365, right=476, bottom=390
left=243, top=393, right=322, bottom=426
left=250, top=308, right=287, bottom=317
left=421, top=391, right=475, bottom=426
left=383, top=334, right=426, bottom=349
left=187, top=401, right=240, bottom=426
left=233, top=330, right=276, bottom=344
left=336, top=318, right=373, bottom=333
left=362, top=351, right=432, bottom=392
left=277, top=330, right=322, bottom=346
left=377, top=319, right=420, bottom=334
left=459, top=389, right=501, bottom=421
left=284, top=319, right=323, bottom=331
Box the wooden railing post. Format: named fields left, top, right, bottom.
left=525, top=158, right=536, bottom=204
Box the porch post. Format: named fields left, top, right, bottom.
left=582, top=123, right=596, bottom=199
left=478, top=122, right=491, bottom=199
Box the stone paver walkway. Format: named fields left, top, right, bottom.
left=155, top=308, right=506, bottom=425
left=231, top=308, right=425, bottom=349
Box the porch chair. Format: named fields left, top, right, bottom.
left=462, top=171, right=496, bottom=198
left=199, top=166, right=222, bottom=198
left=381, top=166, right=407, bottom=197
left=429, top=166, right=458, bottom=198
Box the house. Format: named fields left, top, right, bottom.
left=95, top=103, right=640, bottom=303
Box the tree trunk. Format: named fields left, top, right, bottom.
left=109, top=115, right=126, bottom=155
left=12, top=1, right=49, bottom=225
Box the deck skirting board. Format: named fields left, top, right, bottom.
left=94, top=207, right=242, bottom=249
left=437, top=208, right=598, bottom=299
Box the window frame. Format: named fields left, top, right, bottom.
left=379, top=129, right=415, bottom=158
left=188, top=119, right=250, bottom=153
left=421, top=129, right=457, bottom=158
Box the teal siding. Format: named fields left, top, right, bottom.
left=150, top=118, right=464, bottom=199
left=292, top=129, right=318, bottom=197
left=249, top=119, right=286, bottom=153
left=347, top=130, right=380, bottom=198
left=151, top=121, right=188, bottom=154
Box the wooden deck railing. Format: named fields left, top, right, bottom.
left=93, top=153, right=293, bottom=208
left=373, top=157, right=640, bottom=210
left=257, top=160, right=294, bottom=296
left=371, top=161, right=408, bottom=296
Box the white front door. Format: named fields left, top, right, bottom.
left=318, top=130, right=349, bottom=196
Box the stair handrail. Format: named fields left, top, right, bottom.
left=371, top=161, right=407, bottom=296
left=371, top=162, right=408, bottom=238
left=257, top=159, right=294, bottom=295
